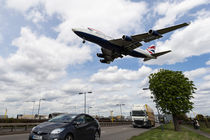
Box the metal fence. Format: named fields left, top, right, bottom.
left=0, top=121, right=132, bottom=135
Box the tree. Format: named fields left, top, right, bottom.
left=148, top=69, right=196, bottom=131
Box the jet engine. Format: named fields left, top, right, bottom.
left=122, top=35, right=133, bottom=41
left=100, top=59, right=108, bottom=63
left=96, top=53, right=104, bottom=58
left=148, top=30, right=161, bottom=36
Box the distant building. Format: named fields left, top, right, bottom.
left=0, top=115, right=8, bottom=119
left=17, top=114, right=48, bottom=119
left=17, top=114, right=35, bottom=119
left=48, top=112, right=66, bottom=119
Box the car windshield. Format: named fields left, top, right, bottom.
left=132, top=111, right=146, bottom=116
left=48, top=114, right=76, bottom=123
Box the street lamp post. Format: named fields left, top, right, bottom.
left=32, top=101, right=35, bottom=115
left=37, top=98, right=46, bottom=118
left=74, top=106, right=77, bottom=114
left=79, top=91, right=92, bottom=113
left=25, top=100, right=36, bottom=115
left=88, top=106, right=92, bottom=114
left=110, top=110, right=114, bottom=123
left=116, top=104, right=125, bottom=119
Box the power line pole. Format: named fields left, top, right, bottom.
left=116, top=104, right=125, bottom=119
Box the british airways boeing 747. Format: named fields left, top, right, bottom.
left=72, top=23, right=189, bottom=64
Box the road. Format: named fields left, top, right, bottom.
left=0, top=125, right=158, bottom=140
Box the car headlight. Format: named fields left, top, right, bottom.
left=51, top=128, right=65, bottom=134
left=31, top=126, right=36, bottom=132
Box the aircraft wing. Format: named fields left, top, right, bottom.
left=132, top=22, right=190, bottom=42
left=99, top=48, right=122, bottom=64
left=109, top=39, right=142, bottom=51
left=109, top=22, right=190, bottom=48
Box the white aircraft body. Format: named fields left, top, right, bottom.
left=72, top=23, right=189, bottom=64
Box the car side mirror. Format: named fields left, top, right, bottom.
left=73, top=121, right=81, bottom=126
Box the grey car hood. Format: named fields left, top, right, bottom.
left=33, top=121, right=69, bottom=133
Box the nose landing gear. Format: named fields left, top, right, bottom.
left=82, top=39, right=86, bottom=44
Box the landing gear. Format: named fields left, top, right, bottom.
left=82, top=39, right=86, bottom=44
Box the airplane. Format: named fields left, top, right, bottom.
left=72, top=22, right=189, bottom=64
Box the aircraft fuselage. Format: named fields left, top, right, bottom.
left=72, top=28, right=152, bottom=59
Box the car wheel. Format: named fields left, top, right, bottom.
left=65, top=134, right=73, bottom=140
left=94, top=131, right=100, bottom=140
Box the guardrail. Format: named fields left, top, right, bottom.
left=0, top=123, right=39, bottom=135
left=100, top=122, right=131, bottom=127
left=0, top=122, right=132, bottom=135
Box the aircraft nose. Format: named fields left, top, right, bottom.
left=72, top=28, right=76, bottom=32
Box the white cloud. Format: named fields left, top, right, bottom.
left=0, top=33, right=3, bottom=43
left=199, top=81, right=210, bottom=91
left=62, top=79, right=92, bottom=94
left=206, top=60, right=210, bottom=65
left=25, top=9, right=45, bottom=23
left=203, top=75, right=210, bottom=81
left=90, top=65, right=152, bottom=84
left=184, top=68, right=209, bottom=81
left=97, top=83, right=131, bottom=93
left=6, top=0, right=148, bottom=44
left=6, top=0, right=41, bottom=12
left=153, top=0, right=209, bottom=28
left=11, top=27, right=91, bottom=70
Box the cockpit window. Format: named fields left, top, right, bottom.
left=88, top=27, right=93, bottom=31
left=88, top=27, right=104, bottom=35
left=87, top=27, right=112, bottom=39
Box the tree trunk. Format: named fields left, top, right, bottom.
left=172, top=114, right=179, bottom=131
left=205, top=119, right=209, bottom=128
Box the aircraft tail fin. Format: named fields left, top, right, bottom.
left=151, top=50, right=171, bottom=57
left=146, top=46, right=156, bottom=54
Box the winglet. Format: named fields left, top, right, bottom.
left=186, top=22, right=191, bottom=25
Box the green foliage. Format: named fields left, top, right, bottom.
left=130, top=123, right=209, bottom=140
left=177, top=113, right=188, bottom=121
left=149, top=69, right=196, bottom=115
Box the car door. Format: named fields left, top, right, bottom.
left=84, top=115, right=97, bottom=140
left=74, top=115, right=91, bottom=140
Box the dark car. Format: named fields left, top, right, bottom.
left=29, top=113, right=101, bottom=140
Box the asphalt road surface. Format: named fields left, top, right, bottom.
left=0, top=125, right=158, bottom=140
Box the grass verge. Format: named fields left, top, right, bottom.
left=130, top=123, right=209, bottom=140
left=184, top=122, right=210, bottom=134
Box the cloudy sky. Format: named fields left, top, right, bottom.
left=0, top=0, right=210, bottom=118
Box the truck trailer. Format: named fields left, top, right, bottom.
left=131, top=104, right=155, bottom=128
